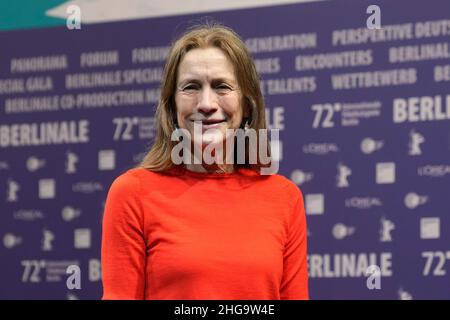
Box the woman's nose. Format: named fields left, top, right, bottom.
left=197, top=87, right=218, bottom=113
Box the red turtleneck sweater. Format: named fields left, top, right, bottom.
left=101, top=166, right=308, bottom=299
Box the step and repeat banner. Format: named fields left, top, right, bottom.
left=1, top=0, right=450, bottom=299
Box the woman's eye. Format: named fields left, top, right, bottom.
left=180, top=83, right=232, bottom=93
left=183, top=85, right=199, bottom=91
left=216, top=85, right=231, bottom=92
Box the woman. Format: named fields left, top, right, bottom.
left=101, top=23, right=309, bottom=300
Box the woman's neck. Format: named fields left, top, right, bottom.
left=185, top=163, right=235, bottom=174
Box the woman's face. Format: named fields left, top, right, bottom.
left=175, top=47, right=246, bottom=147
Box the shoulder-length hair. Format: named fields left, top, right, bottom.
left=138, top=22, right=272, bottom=173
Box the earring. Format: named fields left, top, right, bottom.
left=174, top=122, right=183, bottom=140
left=244, top=119, right=250, bottom=131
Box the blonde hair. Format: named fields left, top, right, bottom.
left=138, top=22, right=272, bottom=173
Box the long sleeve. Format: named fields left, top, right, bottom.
left=280, top=186, right=309, bottom=300
left=101, top=172, right=146, bottom=299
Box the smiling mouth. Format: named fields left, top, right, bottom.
left=191, top=119, right=226, bottom=125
